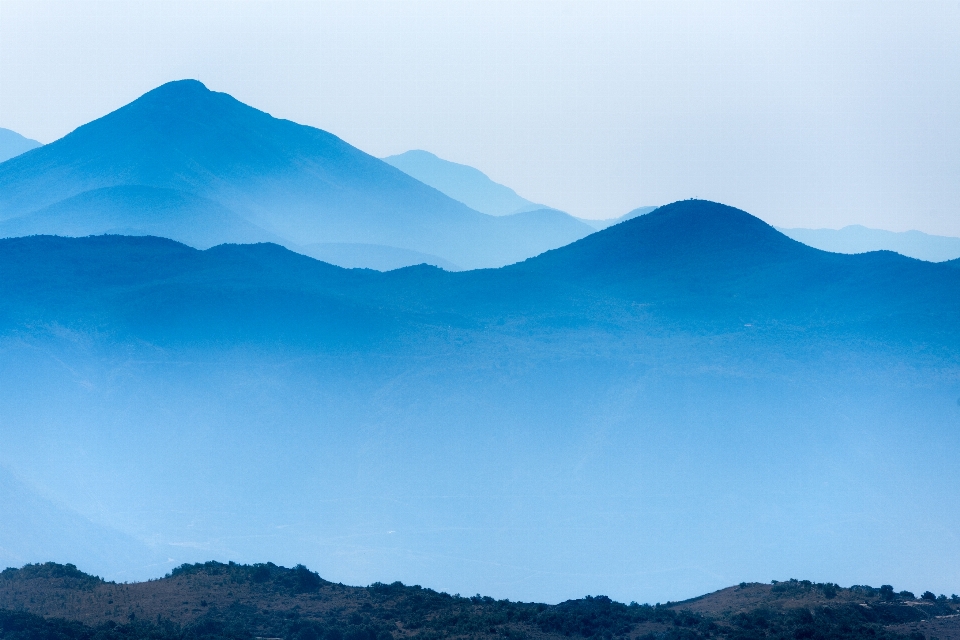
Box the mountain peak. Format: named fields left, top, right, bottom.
left=519, top=199, right=814, bottom=278
left=115, top=78, right=248, bottom=122
left=135, top=79, right=212, bottom=105
left=148, top=78, right=209, bottom=94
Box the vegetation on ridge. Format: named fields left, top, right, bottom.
left=1, top=563, right=957, bottom=640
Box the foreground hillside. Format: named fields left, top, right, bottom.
left=1, top=563, right=957, bottom=640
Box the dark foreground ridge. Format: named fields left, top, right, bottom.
left=2, top=563, right=958, bottom=640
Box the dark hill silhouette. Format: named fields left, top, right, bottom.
left=520, top=199, right=825, bottom=277
left=506, top=200, right=959, bottom=334
left=0, top=80, right=591, bottom=269
left=0, top=562, right=953, bottom=640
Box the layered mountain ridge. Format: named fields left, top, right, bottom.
left=0, top=80, right=593, bottom=270
left=2, top=199, right=957, bottom=348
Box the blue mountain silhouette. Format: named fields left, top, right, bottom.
left=0, top=81, right=592, bottom=269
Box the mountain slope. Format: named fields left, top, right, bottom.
left=0, top=128, right=41, bottom=163
left=0, top=81, right=591, bottom=269
left=779, top=224, right=960, bottom=262
left=382, top=149, right=546, bottom=215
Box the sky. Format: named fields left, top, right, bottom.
left=0, top=0, right=958, bottom=233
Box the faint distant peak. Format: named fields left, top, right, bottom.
left=391, top=149, right=442, bottom=162
left=0, top=127, right=42, bottom=163
left=382, top=149, right=550, bottom=216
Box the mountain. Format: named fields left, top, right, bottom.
left=779, top=224, right=960, bottom=262
left=0, top=128, right=41, bottom=163
left=1, top=562, right=956, bottom=640
left=1, top=201, right=959, bottom=602
left=513, top=200, right=959, bottom=334
left=382, top=149, right=547, bottom=215
left=0, top=81, right=593, bottom=269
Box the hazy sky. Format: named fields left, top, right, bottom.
left=1, top=1, right=958, bottom=232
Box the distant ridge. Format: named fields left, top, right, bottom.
left=0, top=80, right=593, bottom=269
left=382, top=149, right=547, bottom=216
left=779, top=224, right=960, bottom=262
left=0, top=128, right=41, bottom=163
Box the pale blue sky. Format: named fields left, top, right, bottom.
left=1, top=1, right=958, bottom=233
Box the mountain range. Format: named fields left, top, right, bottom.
left=0, top=80, right=594, bottom=270
left=1, top=199, right=959, bottom=602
